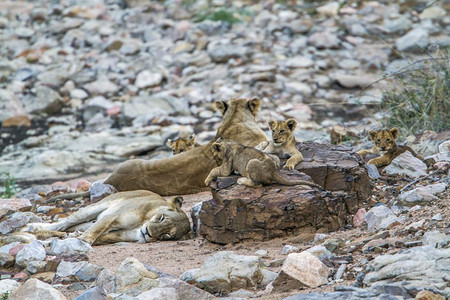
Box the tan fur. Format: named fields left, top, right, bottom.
left=357, top=127, right=423, bottom=167
left=104, top=98, right=268, bottom=196
left=168, top=134, right=200, bottom=155
left=23, top=191, right=193, bottom=245
left=256, top=118, right=304, bottom=170
left=415, top=290, right=445, bottom=300
left=205, top=139, right=323, bottom=189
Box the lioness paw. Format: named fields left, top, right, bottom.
left=22, top=223, right=46, bottom=232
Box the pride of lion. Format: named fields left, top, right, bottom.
left=22, top=98, right=422, bottom=244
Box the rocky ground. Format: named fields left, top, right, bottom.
left=0, top=0, right=449, bottom=299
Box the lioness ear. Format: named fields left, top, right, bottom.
left=389, top=127, right=399, bottom=139
left=167, top=139, right=174, bottom=147
left=248, top=98, right=261, bottom=117
left=368, top=130, right=377, bottom=141
left=286, top=118, right=297, bottom=131
left=215, top=101, right=228, bottom=115
left=170, top=196, right=183, bottom=209
left=268, top=120, right=276, bottom=130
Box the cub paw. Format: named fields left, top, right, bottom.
left=255, top=141, right=269, bottom=151
left=204, top=177, right=213, bottom=186
left=283, top=164, right=295, bottom=170
left=367, top=158, right=385, bottom=168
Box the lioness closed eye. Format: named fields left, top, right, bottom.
left=256, top=118, right=304, bottom=170
left=168, top=134, right=200, bottom=155
left=357, top=127, right=423, bottom=167
left=205, top=139, right=323, bottom=189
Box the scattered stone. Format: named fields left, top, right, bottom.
left=431, top=213, right=442, bottom=221
left=384, top=151, right=427, bottom=178
left=364, top=205, right=402, bottom=232
left=135, top=70, right=164, bottom=89
left=395, top=28, right=429, bottom=53
left=96, top=268, right=116, bottom=293
left=49, top=238, right=93, bottom=256
left=89, top=182, right=117, bottom=203
left=16, top=241, right=46, bottom=268
left=27, top=260, right=47, bottom=274
left=271, top=252, right=330, bottom=292
left=255, top=250, right=268, bottom=258
left=366, top=164, right=380, bottom=180
left=0, top=212, right=42, bottom=234
left=353, top=208, right=366, bottom=228
left=282, top=245, right=299, bottom=255
left=10, top=278, right=67, bottom=300
left=422, top=231, right=450, bottom=249
left=308, top=31, right=340, bottom=49
left=304, top=245, right=334, bottom=261
left=75, top=263, right=104, bottom=282
left=114, top=257, right=159, bottom=296
left=0, top=253, right=14, bottom=268
left=56, top=261, right=88, bottom=279
left=334, top=264, right=347, bottom=280
left=180, top=251, right=262, bottom=295
left=0, top=279, right=21, bottom=295
left=74, top=286, right=107, bottom=300
left=398, top=183, right=447, bottom=206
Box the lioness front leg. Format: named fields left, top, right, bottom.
left=284, top=152, right=303, bottom=170
left=80, top=215, right=117, bottom=245
left=204, top=163, right=233, bottom=186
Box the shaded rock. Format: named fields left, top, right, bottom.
left=422, top=231, right=450, bottom=249
left=407, top=131, right=450, bottom=157
left=26, top=260, right=47, bottom=274
left=56, top=261, right=88, bottom=279
left=10, top=278, right=67, bottom=300
left=364, top=205, right=402, bottom=232
left=271, top=252, right=330, bottom=292
left=96, top=268, right=116, bottom=293
left=395, top=28, right=429, bottom=52
left=282, top=245, right=299, bottom=255
left=0, top=252, right=14, bottom=268
left=74, top=286, right=107, bottom=300
left=384, top=151, right=427, bottom=178
left=366, top=164, right=380, bottom=180
left=49, top=238, right=93, bottom=256
left=89, top=182, right=117, bottom=203
left=0, top=212, right=43, bottom=235
left=0, top=89, right=26, bottom=122
left=136, top=287, right=179, bottom=300
left=82, top=96, right=116, bottom=121
left=260, top=269, right=278, bottom=288
left=16, top=241, right=46, bottom=268
left=0, top=279, right=21, bottom=295
left=180, top=251, right=262, bottom=295
left=363, top=246, right=450, bottom=296
left=75, top=263, right=104, bottom=282
left=190, top=202, right=202, bottom=235
left=114, top=257, right=159, bottom=296
left=398, top=183, right=447, bottom=206
left=26, top=85, right=63, bottom=115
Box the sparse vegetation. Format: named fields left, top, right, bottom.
left=380, top=51, right=450, bottom=137
left=1, top=172, right=17, bottom=198
left=1, top=291, right=9, bottom=300
left=193, top=7, right=252, bottom=24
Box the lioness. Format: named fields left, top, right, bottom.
left=205, top=139, right=323, bottom=189
left=104, top=98, right=267, bottom=195
left=24, top=190, right=193, bottom=245
left=357, top=127, right=423, bottom=167
left=256, top=118, right=304, bottom=170
left=168, top=134, right=200, bottom=155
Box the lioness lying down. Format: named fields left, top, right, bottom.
left=24, top=191, right=193, bottom=245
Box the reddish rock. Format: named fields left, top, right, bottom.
left=1, top=114, right=31, bottom=127
left=9, top=244, right=25, bottom=257
left=0, top=198, right=32, bottom=212
left=13, top=272, right=28, bottom=281
left=353, top=208, right=367, bottom=227
left=75, top=179, right=91, bottom=191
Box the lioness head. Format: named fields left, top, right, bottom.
left=215, top=97, right=262, bottom=120
left=140, top=196, right=193, bottom=242
left=268, top=118, right=297, bottom=146
left=369, top=127, right=399, bottom=151
left=167, top=134, right=197, bottom=155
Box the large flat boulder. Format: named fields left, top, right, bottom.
left=199, top=142, right=371, bottom=244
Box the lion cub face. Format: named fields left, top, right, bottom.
left=167, top=134, right=197, bottom=155
left=268, top=118, right=297, bottom=146
left=369, top=127, right=399, bottom=152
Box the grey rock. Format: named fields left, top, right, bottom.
left=96, top=268, right=116, bottom=293
left=190, top=202, right=202, bottom=235
left=82, top=96, right=117, bottom=121
left=383, top=16, right=412, bottom=34
left=114, top=257, right=159, bottom=296
left=49, top=238, right=93, bottom=256
left=84, top=76, right=119, bottom=95
left=90, top=182, right=117, bottom=203
left=56, top=261, right=88, bottom=278
left=364, top=205, right=402, bottom=232
left=15, top=240, right=46, bottom=268
left=282, top=245, right=299, bottom=255
left=0, top=279, right=21, bottom=295
left=27, top=85, right=63, bottom=115
left=431, top=213, right=443, bottom=221
left=304, top=245, right=334, bottom=261
left=10, top=278, right=67, bottom=300
left=260, top=269, right=278, bottom=288
left=0, top=89, right=25, bottom=122
left=384, top=151, right=427, bottom=178
left=334, top=264, right=347, bottom=280
left=207, top=42, right=251, bottom=63
left=26, top=260, right=47, bottom=274
left=123, top=94, right=189, bottom=120
left=366, top=164, right=380, bottom=180
left=74, top=286, right=108, bottom=300
left=0, top=212, right=42, bottom=234
left=395, top=28, right=429, bottom=52
left=180, top=251, right=262, bottom=294
left=363, top=246, right=450, bottom=296
left=75, top=263, right=104, bottom=282
left=135, top=70, right=164, bottom=88
left=255, top=249, right=268, bottom=258
left=0, top=252, right=14, bottom=268
left=70, top=89, right=89, bottom=100
left=422, top=231, right=450, bottom=248
left=398, top=183, right=447, bottom=206
left=308, top=31, right=340, bottom=49
left=136, top=287, right=179, bottom=300
left=0, top=242, right=21, bottom=255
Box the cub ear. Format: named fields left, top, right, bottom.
left=170, top=196, right=184, bottom=209
left=188, top=134, right=196, bottom=143
left=389, top=127, right=399, bottom=139
left=368, top=130, right=377, bottom=141
left=213, top=142, right=222, bottom=152
left=248, top=98, right=261, bottom=117
left=167, top=139, right=174, bottom=147
left=286, top=118, right=297, bottom=131
left=215, top=101, right=228, bottom=115
left=268, top=120, right=276, bottom=130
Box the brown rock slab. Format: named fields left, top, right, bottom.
left=199, top=142, right=371, bottom=244
left=0, top=198, right=32, bottom=212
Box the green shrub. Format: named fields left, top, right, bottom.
left=1, top=172, right=17, bottom=198
left=381, top=51, right=450, bottom=137
left=193, top=7, right=251, bottom=24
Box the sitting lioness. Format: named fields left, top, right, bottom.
left=104, top=98, right=267, bottom=195
left=24, top=190, right=193, bottom=245
left=168, top=134, right=200, bottom=155
left=205, top=139, right=323, bottom=189
left=357, top=127, right=422, bottom=167
left=256, top=118, right=304, bottom=170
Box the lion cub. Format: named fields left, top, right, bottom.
left=167, top=134, right=200, bottom=155
left=357, top=127, right=422, bottom=167
left=205, top=139, right=322, bottom=189
left=256, top=118, right=303, bottom=170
